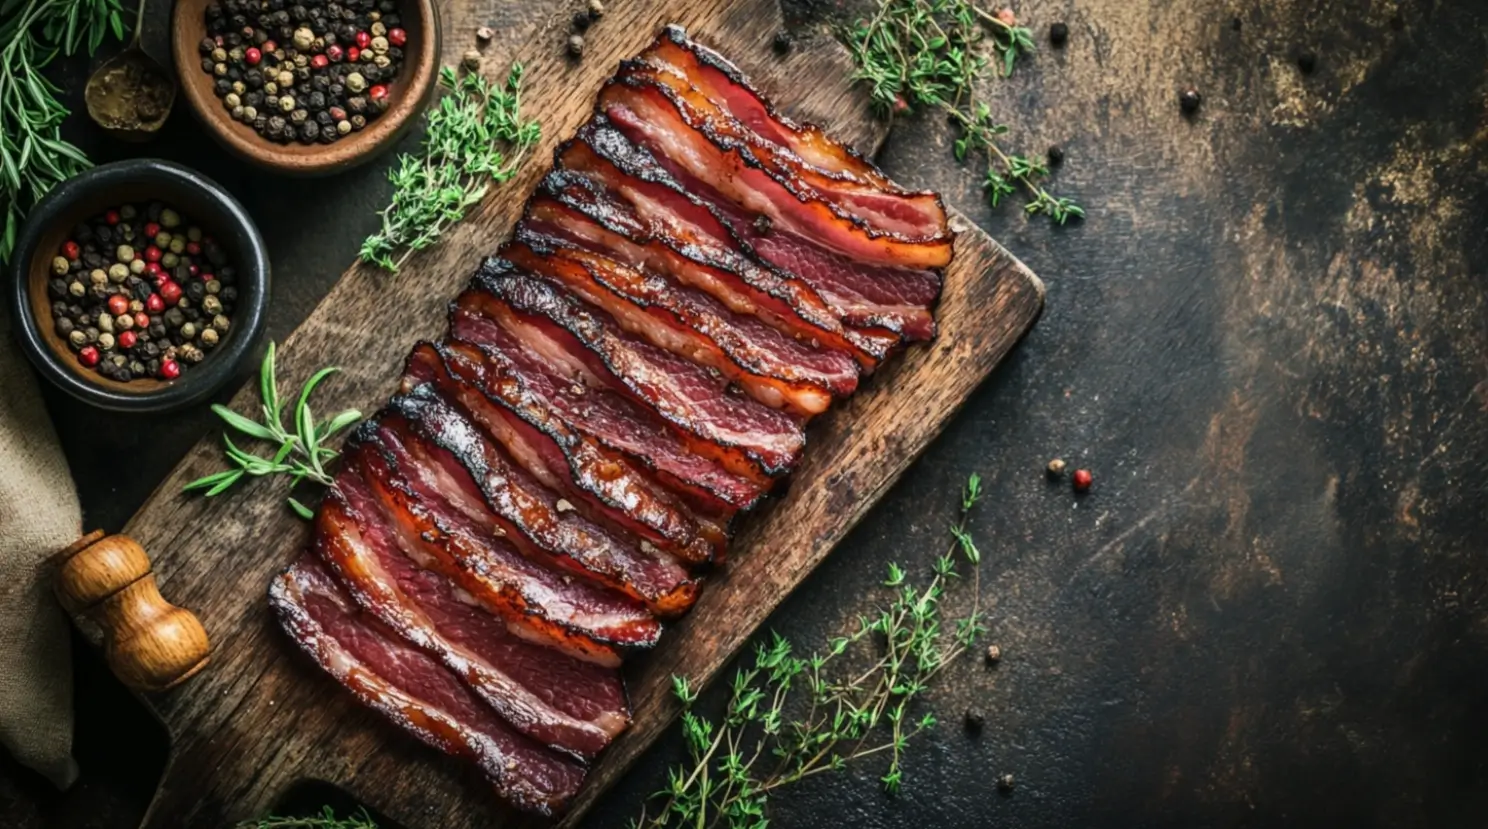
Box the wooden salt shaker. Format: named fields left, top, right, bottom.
left=53, top=530, right=210, bottom=692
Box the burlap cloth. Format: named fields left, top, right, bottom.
left=0, top=313, right=81, bottom=788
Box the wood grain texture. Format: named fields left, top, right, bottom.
left=121, top=1, right=1041, bottom=826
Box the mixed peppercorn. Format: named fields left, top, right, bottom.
left=199, top=0, right=407, bottom=145
left=46, top=202, right=238, bottom=383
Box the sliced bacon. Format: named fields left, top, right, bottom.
left=596, top=76, right=952, bottom=271
left=403, top=339, right=722, bottom=565
left=502, top=236, right=857, bottom=415
left=270, top=556, right=587, bottom=816
left=350, top=421, right=658, bottom=664
left=538, top=141, right=894, bottom=368
left=618, top=58, right=948, bottom=246
left=449, top=306, right=765, bottom=515
left=384, top=391, right=697, bottom=619
left=463, top=266, right=806, bottom=479
left=643, top=26, right=905, bottom=194
left=586, top=97, right=934, bottom=342
left=313, top=465, right=628, bottom=758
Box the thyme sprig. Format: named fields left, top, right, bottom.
left=632, top=474, right=987, bottom=828
left=360, top=63, right=540, bottom=272
left=0, top=0, right=129, bottom=262
left=183, top=342, right=362, bottom=519
left=848, top=0, right=1083, bottom=223
left=233, top=807, right=379, bottom=829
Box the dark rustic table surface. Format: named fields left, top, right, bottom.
left=4, top=0, right=1486, bottom=827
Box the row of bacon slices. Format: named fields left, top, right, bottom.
left=268, top=26, right=952, bottom=816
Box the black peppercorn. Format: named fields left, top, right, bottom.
left=571, top=10, right=590, bottom=31
left=1049, top=21, right=1068, bottom=46
left=1179, top=87, right=1202, bottom=114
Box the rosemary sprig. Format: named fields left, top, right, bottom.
left=0, top=0, right=128, bottom=262
left=183, top=342, right=362, bottom=519
left=360, top=63, right=540, bottom=272
left=847, top=0, right=1083, bottom=223
left=233, top=807, right=379, bottom=829
left=632, top=474, right=987, bottom=828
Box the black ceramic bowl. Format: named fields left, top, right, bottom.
left=8, top=159, right=269, bottom=412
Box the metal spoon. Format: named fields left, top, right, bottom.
left=84, top=0, right=176, bottom=141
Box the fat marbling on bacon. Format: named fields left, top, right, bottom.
left=270, top=25, right=950, bottom=816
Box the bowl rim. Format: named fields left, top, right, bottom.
left=170, top=0, right=442, bottom=177
left=7, top=158, right=270, bottom=413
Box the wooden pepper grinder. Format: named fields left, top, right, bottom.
left=53, top=530, right=210, bottom=692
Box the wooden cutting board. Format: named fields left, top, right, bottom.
left=112, top=1, right=1044, bottom=826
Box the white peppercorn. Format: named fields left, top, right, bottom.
left=51, top=256, right=68, bottom=275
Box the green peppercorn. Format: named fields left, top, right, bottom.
left=277, top=70, right=294, bottom=87
left=115, top=313, right=134, bottom=331
left=337, top=119, right=352, bottom=135
left=231, top=81, right=246, bottom=95
left=212, top=314, right=231, bottom=333
left=155, top=231, right=171, bottom=246
left=108, top=263, right=129, bottom=283
left=68, top=281, right=86, bottom=298
left=293, top=27, right=314, bottom=50
left=370, top=21, right=386, bottom=36
left=225, top=92, right=242, bottom=108
left=373, top=36, right=391, bottom=55
left=98, top=314, right=114, bottom=333
left=205, top=279, right=222, bottom=295
left=213, top=62, right=228, bottom=76
left=345, top=72, right=367, bottom=93
left=279, top=95, right=296, bottom=112
left=200, top=328, right=220, bottom=348
left=119, top=204, right=137, bottom=220
left=169, top=238, right=186, bottom=255
left=130, top=258, right=147, bottom=275
left=68, top=330, right=87, bottom=349
left=180, top=321, right=197, bottom=340
left=89, top=269, right=108, bottom=286
left=242, top=105, right=259, bottom=121
left=161, top=252, right=179, bottom=269
left=211, top=47, right=227, bottom=62
left=97, top=332, right=115, bottom=350
left=51, top=256, right=69, bottom=275
left=186, top=226, right=202, bottom=242
left=202, top=296, right=223, bottom=316
left=116, top=244, right=134, bottom=261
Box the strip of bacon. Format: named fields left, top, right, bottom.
left=503, top=236, right=856, bottom=415
left=403, top=339, right=722, bottom=565
left=569, top=118, right=937, bottom=343
left=351, top=421, right=658, bottom=664
left=314, top=464, right=629, bottom=758
left=270, top=556, right=587, bottom=816
left=464, top=266, right=806, bottom=479
left=384, top=391, right=698, bottom=618
left=643, top=26, right=906, bottom=195
left=596, top=76, right=952, bottom=271
left=619, top=58, right=948, bottom=246
left=449, top=306, right=764, bottom=515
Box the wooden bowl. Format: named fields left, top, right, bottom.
left=170, top=0, right=441, bottom=176
left=7, top=159, right=270, bottom=413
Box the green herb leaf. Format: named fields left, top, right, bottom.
left=361, top=62, right=540, bottom=272
left=184, top=342, right=359, bottom=518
